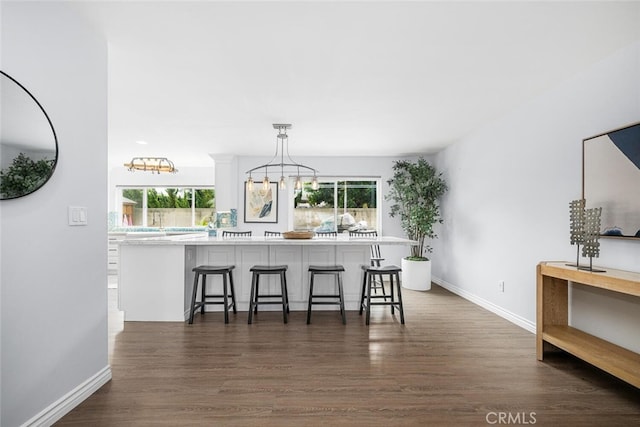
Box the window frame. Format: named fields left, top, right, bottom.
left=116, top=185, right=215, bottom=228
left=287, top=176, right=382, bottom=233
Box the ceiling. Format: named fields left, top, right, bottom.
left=74, top=1, right=640, bottom=168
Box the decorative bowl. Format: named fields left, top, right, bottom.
left=282, top=231, right=315, bottom=240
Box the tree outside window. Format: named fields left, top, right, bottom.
left=120, top=187, right=214, bottom=227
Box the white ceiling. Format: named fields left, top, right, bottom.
left=74, top=1, right=640, bottom=168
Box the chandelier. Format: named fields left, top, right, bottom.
left=124, top=157, right=178, bottom=174
left=246, top=124, right=318, bottom=191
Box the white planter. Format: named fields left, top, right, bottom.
left=401, top=258, right=432, bottom=291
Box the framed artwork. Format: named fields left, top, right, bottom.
left=583, top=122, right=640, bottom=239
left=244, top=182, right=278, bottom=223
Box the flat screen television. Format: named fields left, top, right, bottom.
left=583, top=121, right=640, bottom=239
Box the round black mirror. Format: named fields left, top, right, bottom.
left=0, top=70, right=58, bottom=200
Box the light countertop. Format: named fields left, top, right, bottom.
left=119, top=233, right=415, bottom=246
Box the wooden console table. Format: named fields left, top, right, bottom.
left=537, top=261, right=640, bottom=388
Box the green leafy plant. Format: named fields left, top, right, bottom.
left=0, top=152, right=54, bottom=199
left=386, top=157, right=447, bottom=260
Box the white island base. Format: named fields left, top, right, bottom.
left=119, top=234, right=413, bottom=321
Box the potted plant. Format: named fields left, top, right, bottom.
left=386, top=157, right=447, bottom=290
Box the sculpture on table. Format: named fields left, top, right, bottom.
left=568, top=199, right=605, bottom=272
left=581, top=207, right=604, bottom=272
left=568, top=199, right=585, bottom=268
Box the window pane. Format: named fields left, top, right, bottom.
left=343, top=181, right=377, bottom=209
left=195, top=188, right=216, bottom=226
left=337, top=181, right=377, bottom=232
left=146, top=188, right=192, bottom=227
left=293, top=181, right=333, bottom=231
left=293, top=180, right=378, bottom=232
left=122, top=188, right=143, bottom=226
left=118, top=186, right=215, bottom=227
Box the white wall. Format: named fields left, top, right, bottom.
left=432, top=40, right=640, bottom=352
left=1, top=2, right=109, bottom=426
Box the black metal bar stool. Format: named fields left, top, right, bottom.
left=222, top=230, right=252, bottom=238
left=189, top=265, right=236, bottom=324
left=307, top=265, right=346, bottom=325
left=315, top=231, right=338, bottom=238
left=248, top=265, right=289, bottom=324
left=359, top=265, right=405, bottom=325
left=349, top=230, right=387, bottom=298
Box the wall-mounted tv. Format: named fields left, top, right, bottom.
left=583, top=122, right=640, bottom=239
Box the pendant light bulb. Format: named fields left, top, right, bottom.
left=247, top=176, right=254, bottom=191
left=262, top=176, right=270, bottom=191
left=311, top=176, right=319, bottom=190
left=279, top=176, right=286, bottom=190
left=295, top=176, right=302, bottom=191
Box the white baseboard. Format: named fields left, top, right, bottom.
left=432, top=276, right=536, bottom=334
left=23, top=365, right=112, bottom=427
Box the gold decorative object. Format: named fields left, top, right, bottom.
left=124, top=157, right=177, bottom=174
left=282, top=231, right=315, bottom=240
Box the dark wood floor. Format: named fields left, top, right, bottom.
left=57, top=284, right=640, bottom=426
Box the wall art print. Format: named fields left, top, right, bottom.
left=583, top=122, right=640, bottom=239
left=244, top=182, right=278, bottom=223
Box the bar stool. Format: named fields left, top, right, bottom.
left=307, top=265, right=346, bottom=325
left=189, top=265, right=236, bottom=324
left=222, top=230, right=252, bottom=238
left=315, top=231, right=338, bottom=238
left=248, top=265, right=289, bottom=324
left=359, top=265, right=405, bottom=325
left=349, top=230, right=387, bottom=298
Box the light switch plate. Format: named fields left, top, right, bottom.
left=68, top=206, right=88, bottom=226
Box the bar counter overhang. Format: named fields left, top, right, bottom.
left=118, top=233, right=414, bottom=321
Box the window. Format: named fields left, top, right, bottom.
left=118, top=187, right=215, bottom=227
left=292, top=179, right=379, bottom=233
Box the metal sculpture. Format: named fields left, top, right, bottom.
left=568, top=199, right=605, bottom=272
left=568, top=199, right=585, bottom=268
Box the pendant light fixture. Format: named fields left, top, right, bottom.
left=246, top=124, right=319, bottom=191
left=124, top=157, right=178, bottom=174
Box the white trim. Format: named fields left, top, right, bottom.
left=432, top=276, right=536, bottom=334
left=22, top=365, right=112, bottom=427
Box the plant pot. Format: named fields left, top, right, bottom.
left=401, top=257, right=432, bottom=291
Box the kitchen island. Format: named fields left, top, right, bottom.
left=118, top=233, right=414, bottom=321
